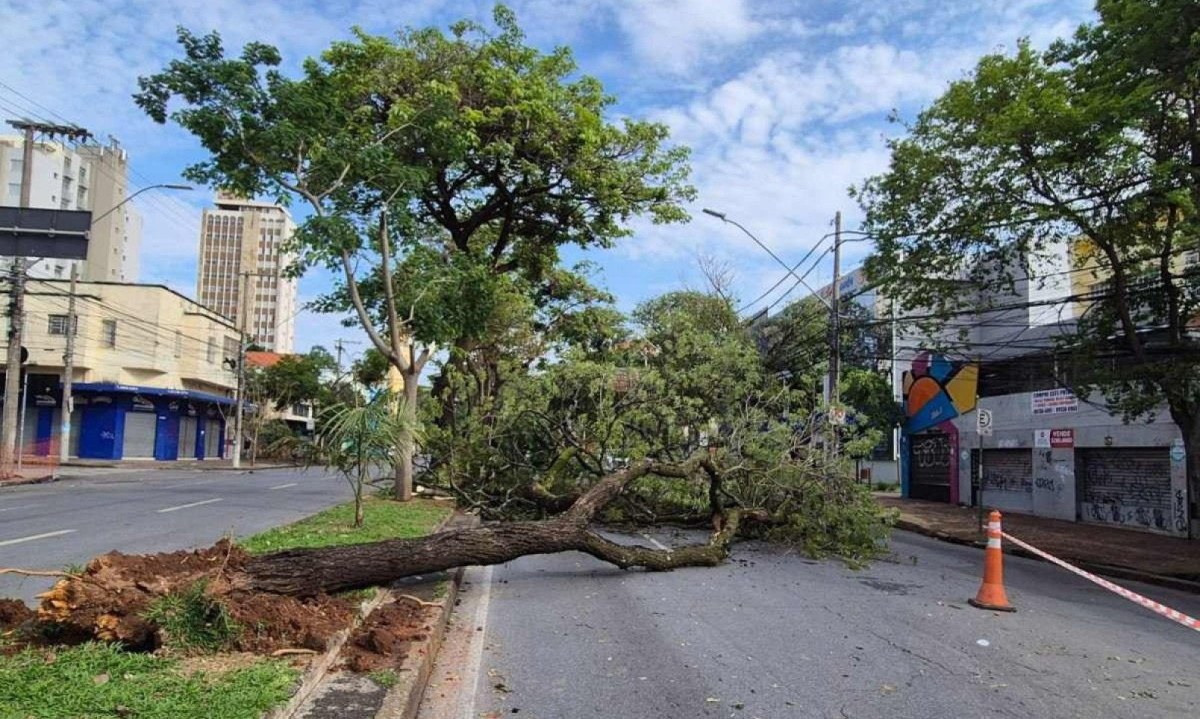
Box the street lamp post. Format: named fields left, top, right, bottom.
left=58, top=183, right=193, bottom=463
left=701, top=206, right=845, bottom=457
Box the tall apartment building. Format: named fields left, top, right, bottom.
left=0, top=135, right=142, bottom=282
left=196, top=193, right=298, bottom=353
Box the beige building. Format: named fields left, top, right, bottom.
left=0, top=280, right=238, bottom=460
left=196, top=193, right=298, bottom=353
left=0, top=136, right=142, bottom=282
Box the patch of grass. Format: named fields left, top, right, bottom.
left=0, top=642, right=297, bottom=719
left=336, top=586, right=379, bottom=606
left=240, top=496, right=452, bottom=554
left=368, top=668, right=399, bottom=688
left=143, top=581, right=241, bottom=653
left=432, top=581, right=450, bottom=601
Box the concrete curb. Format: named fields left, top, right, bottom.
left=0, top=473, right=55, bottom=487
left=373, top=564, right=469, bottom=719
left=267, top=508, right=463, bottom=719
left=374, top=514, right=479, bottom=719
left=266, top=588, right=393, bottom=719
left=894, top=519, right=1200, bottom=595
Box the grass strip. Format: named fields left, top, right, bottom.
left=0, top=642, right=297, bottom=719
left=240, top=496, right=452, bottom=554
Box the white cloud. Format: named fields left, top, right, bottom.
left=0, top=0, right=1102, bottom=335
left=613, top=0, right=761, bottom=75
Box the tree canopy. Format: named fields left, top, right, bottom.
left=855, top=0, right=1200, bottom=534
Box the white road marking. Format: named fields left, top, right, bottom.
left=462, top=565, right=495, bottom=719
left=642, top=533, right=671, bottom=551
left=0, top=504, right=43, bottom=513
left=0, top=529, right=76, bottom=547
left=270, top=483, right=298, bottom=490
left=156, top=498, right=223, bottom=513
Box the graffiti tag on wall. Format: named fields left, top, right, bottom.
left=911, top=436, right=952, bottom=468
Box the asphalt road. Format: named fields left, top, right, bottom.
left=0, top=466, right=351, bottom=603
left=421, top=529, right=1200, bottom=719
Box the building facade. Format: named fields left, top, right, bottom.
left=0, top=135, right=142, bottom=282
left=0, top=280, right=238, bottom=461
left=894, top=240, right=1195, bottom=537
left=196, top=193, right=298, bottom=353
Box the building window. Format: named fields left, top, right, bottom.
left=207, top=336, right=217, bottom=363
left=174, top=330, right=183, bottom=358
left=102, top=319, right=117, bottom=347
left=47, top=314, right=76, bottom=336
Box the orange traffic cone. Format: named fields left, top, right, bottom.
left=968, top=510, right=1016, bottom=612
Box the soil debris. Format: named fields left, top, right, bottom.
left=341, top=599, right=432, bottom=673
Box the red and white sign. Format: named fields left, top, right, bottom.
left=1050, top=429, right=1074, bottom=448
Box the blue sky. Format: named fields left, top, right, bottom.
left=0, top=0, right=1096, bottom=362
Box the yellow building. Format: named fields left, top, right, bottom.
left=0, top=279, right=239, bottom=460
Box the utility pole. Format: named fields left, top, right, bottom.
left=829, top=210, right=842, bottom=458
left=231, top=271, right=251, bottom=469
left=59, top=265, right=78, bottom=462
left=1, top=120, right=90, bottom=477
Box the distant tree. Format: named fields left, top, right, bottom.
left=243, top=347, right=340, bottom=464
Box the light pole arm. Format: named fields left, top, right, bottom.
left=89, top=183, right=192, bottom=227
left=705, top=209, right=833, bottom=310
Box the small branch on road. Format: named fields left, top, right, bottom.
left=0, top=567, right=83, bottom=581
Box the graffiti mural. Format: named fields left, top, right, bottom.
left=902, top=352, right=979, bottom=434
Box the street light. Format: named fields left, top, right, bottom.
left=88, top=183, right=193, bottom=226
left=702, top=207, right=833, bottom=310
left=57, top=182, right=194, bottom=463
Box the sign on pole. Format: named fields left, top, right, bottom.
left=977, top=408, right=993, bottom=436
left=0, top=207, right=91, bottom=259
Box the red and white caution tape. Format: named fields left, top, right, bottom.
left=1002, top=532, right=1199, bottom=633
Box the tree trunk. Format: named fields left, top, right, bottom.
left=394, top=373, right=418, bottom=501
left=243, top=458, right=736, bottom=595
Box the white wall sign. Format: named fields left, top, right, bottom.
left=977, top=409, right=993, bottom=436
left=1034, top=429, right=1052, bottom=448
left=1032, top=388, right=1078, bottom=415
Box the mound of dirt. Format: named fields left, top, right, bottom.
left=341, top=598, right=433, bottom=673
left=0, top=598, right=34, bottom=628
left=229, top=590, right=354, bottom=654
left=32, top=540, right=354, bottom=653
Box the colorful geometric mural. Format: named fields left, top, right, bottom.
left=902, top=353, right=978, bottom=433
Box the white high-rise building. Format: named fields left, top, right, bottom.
left=0, top=135, right=142, bottom=282
left=196, top=193, right=298, bottom=353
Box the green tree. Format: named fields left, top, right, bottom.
left=856, top=7, right=1200, bottom=535
left=243, top=347, right=340, bottom=463
left=135, top=5, right=694, bottom=499
left=306, top=397, right=422, bottom=527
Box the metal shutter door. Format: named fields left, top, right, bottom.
left=981, top=449, right=1032, bottom=493
left=179, top=416, right=198, bottom=459
left=909, top=432, right=952, bottom=502
left=69, top=408, right=83, bottom=457
left=1077, top=448, right=1172, bottom=532
left=123, top=412, right=157, bottom=458
left=205, top=419, right=223, bottom=459
left=975, top=448, right=1033, bottom=513
left=19, top=405, right=39, bottom=452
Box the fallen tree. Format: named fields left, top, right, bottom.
left=27, top=459, right=743, bottom=648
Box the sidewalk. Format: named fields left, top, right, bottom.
left=878, top=494, right=1200, bottom=591
left=1, top=458, right=300, bottom=486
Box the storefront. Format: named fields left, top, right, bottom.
left=70, top=383, right=232, bottom=461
